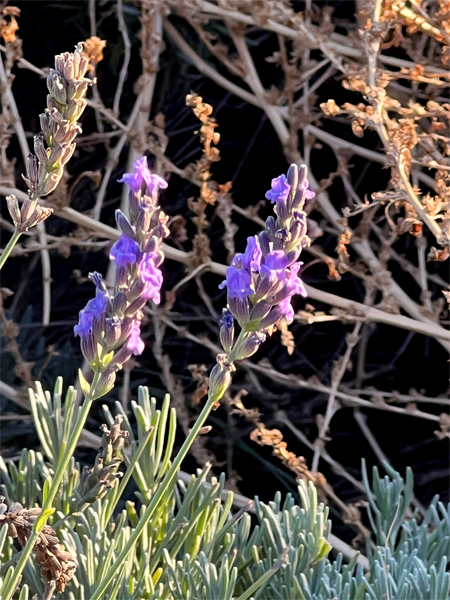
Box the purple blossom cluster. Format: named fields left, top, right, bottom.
left=210, top=164, right=313, bottom=400
left=74, top=157, right=169, bottom=397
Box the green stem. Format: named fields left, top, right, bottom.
left=0, top=373, right=101, bottom=600
left=0, top=230, right=22, bottom=270
left=89, top=392, right=219, bottom=600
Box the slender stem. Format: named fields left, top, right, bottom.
left=0, top=230, right=22, bottom=270
left=0, top=373, right=100, bottom=600
left=89, top=392, right=218, bottom=600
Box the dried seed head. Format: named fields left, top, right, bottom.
left=0, top=497, right=76, bottom=593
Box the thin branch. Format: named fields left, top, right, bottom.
left=1, top=185, right=449, bottom=344
left=311, top=322, right=362, bottom=472
left=113, top=0, right=132, bottom=117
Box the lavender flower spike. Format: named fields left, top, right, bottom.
left=211, top=164, right=314, bottom=402
left=74, top=157, right=169, bottom=400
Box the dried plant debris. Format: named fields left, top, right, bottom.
left=0, top=497, right=76, bottom=594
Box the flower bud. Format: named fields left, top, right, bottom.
left=258, top=230, right=271, bottom=256
left=128, top=191, right=140, bottom=222
left=47, top=72, right=67, bottom=105
left=78, top=55, right=89, bottom=79
left=81, top=331, right=97, bottom=364
left=254, top=273, right=274, bottom=300
left=292, top=186, right=306, bottom=210
left=249, top=300, right=271, bottom=322
left=111, top=292, right=128, bottom=315
left=92, top=369, right=116, bottom=400
left=20, top=199, right=37, bottom=222
left=228, top=296, right=250, bottom=325
left=39, top=112, right=52, bottom=140
left=67, top=79, right=88, bottom=100
left=105, top=317, right=122, bottom=347
left=115, top=210, right=135, bottom=239
left=55, top=55, right=66, bottom=74
left=92, top=312, right=106, bottom=340
left=136, top=208, right=151, bottom=234
left=40, top=170, right=62, bottom=196
left=265, top=216, right=277, bottom=237
left=124, top=296, right=148, bottom=316
left=298, top=165, right=307, bottom=187
left=65, top=97, right=87, bottom=122
left=61, top=143, right=76, bottom=165
left=287, top=164, right=298, bottom=191
left=275, top=196, right=289, bottom=221
left=33, top=134, right=48, bottom=165
left=233, top=332, right=266, bottom=360
left=20, top=205, right=53, bottom=231
left=26, top=154, right=39, bottom=186
left=46, top=95, right=66, bottom=115
left=116, top=317, right=133, bottom=347
left=143, top=236, right=158, bottom=253
left=6, top=195, right=20, bottom=227
left=208, top=356, right=235, bottom=403
left=219, top=309, right=234, bottom=353
left=259, top=306, right=283, bottom=329
left=289, top=214, right=307, bottom=244
left=47, top=145, right=65, bottom=169
left=109, top=345, right=133, bottom=371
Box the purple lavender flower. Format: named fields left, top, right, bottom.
left=75, top=155, right=169, bottom=397
left=265, top=174, right=290, bottom=204
left=118, top=156, right=168, bottom=196
left=233, top=236, right=262, bottom=272
left=285, top=262, right=307, bottom=298
left=218, top=164, right=312, bottom=368
left=110, top=235, right=140, bottom=268
left=127, top=320, right=145, bottom=355
left=261, top=251, right=290, bottom=281
left=302, top=179, right=315, bottom=201
left=85, top=288, right=108, bottom=317
left=140, top=253, right=163, bottom=303
left=74, top=286, right=108, bottom=338
left=278, top=297, right=295, bottom=323
left=74, top=309, right=94, bottom=338
left=219, top=266, right=253, bottom=300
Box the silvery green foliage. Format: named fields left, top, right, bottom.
left=0, top=379, right=449, bottom=600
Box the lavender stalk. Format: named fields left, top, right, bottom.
left=211, top=163, right=314, bottom=401
left=74, top=156, right=169, bottom=399
left=0, top=42, right=93, bottom=269
left=0, top=157, right=169, bottom=600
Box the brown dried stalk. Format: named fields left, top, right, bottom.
left=186, top=92, right=231, bottom=266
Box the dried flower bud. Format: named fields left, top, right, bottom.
left=47, top=71, right=67, bottom=105
left=65, top=97, right=86, bottom=122
left=0, top=498, right=76, bottom=593
left=61, top=142, right=76, bottom=165
left=33, top=134, right=48, bottom=164
left=41, top=170, right=63, bottom=195
left=6, top=195, right=21, bottom=227
left=26, top=153, right=39, bottom=186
